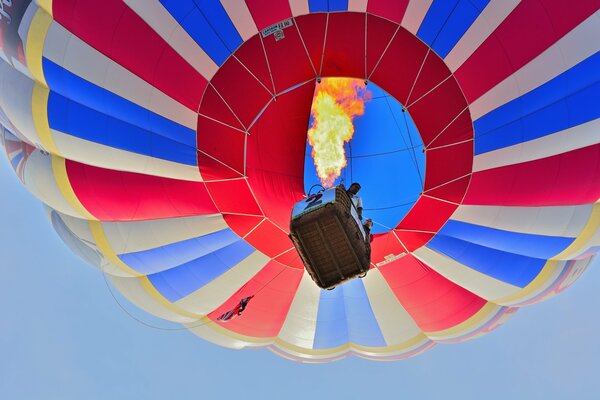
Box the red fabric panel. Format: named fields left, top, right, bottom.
left=379, top=255, right=487, bottom=332
left=245, top=220, right=294, bottom=258
left=366, top=14, right=399, bottom=78
left=322, top=13, right=366, bottom=78
left=295, top=14, right=328, bottom=75
left=198, top=85, right=244, bottom=130
left=53, top=0, right=206, bottom=111
left=234, top=35, right=275, bottom=94
left=464, top=144, right=600, bottom=206
left=369, top=27, right=428, bottom=104
left=245, top=0, right=292, bottom=31
left=65, top=160, right=217, bottom=221
left=209, top=261, right=303, bottom=337
left=424, top=140, right=472, bottom=191
left=407, top=51, right=451, bottom=104
left=197, top=115, right=246, bottom=179
left=397, top=196, right=458, bottom=232
left=428, top=110, right=473, bottom=148
left=205, top=179, right=262, bottom=215
left=408, top=78, right=467, bottom=147
left=454, top=0, right=598, bottom=103
left=394, top=231, right=434, bottom=252
left=370, top=232, right=406, bottom=266
left=246, top=82, right=312, bottom=228
left=223, top=214, right=263, bottom=237
left=211, top=57, right=273, bottom=128
left=262, top=23, right=315, bottom=93
left=273, top=249, right=304, bottom=269
left=367, top=0, right=410, bottom=25
left=425, top=175, right=471, bottom=204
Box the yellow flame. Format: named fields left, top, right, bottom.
left=308, top=78, right=371, bottom=187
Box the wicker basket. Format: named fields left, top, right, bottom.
left=289, top=185, right=371, bottom=289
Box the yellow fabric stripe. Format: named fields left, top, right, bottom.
left=89, top=221, right=144, bottom=277
left=138, top=277, right=205, bottom=320
left=51, top=155, right=96, bottom=220
left=31, top=83, right=59, bottom=154
left=424, top=302, right=498, bottom=338
left=36, top=0, right=54, bottom=17
left=26, top=8, right=52, bottom=87
left=552, top=202, right=600, bottom=260
left=493, top=260, right=558, bottom=305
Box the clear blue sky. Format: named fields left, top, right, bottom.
left=1, top=152, right=599, bottom=400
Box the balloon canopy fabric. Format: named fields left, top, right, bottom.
left=1, top=0, right=599, bottom=362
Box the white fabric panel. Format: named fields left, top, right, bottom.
left=101, top=214, right=228, bottom=254
left=187, top=322, right=260, bottom=350
left=277, top=272, right=321, bottom=349
left=22, top=150, right=80, bottom=217
left=17, top=1, right=38, bottom=78
left=43, top=22, right=198, bottom=130
left=473, top=118, right=600, bottom=171
left=289, top=0, right=310, bottom=17
left=362, top=269, right=423, bottom=346
left=123, top=0, right=219, bottom=80
left=401, top=0, right=433, bottom=35
left=0, top=62, right=41, bottom=147
left=175, top=251, right=270, bottom=314
left=221, top=0, right=258, bottom=40
left=444, top=0, right=519, bottom=72
left=562, top=225, right=600, bottom=260
left=413, top=246, right=520, bottom=301
left=451, top=204, right=593, bottom=238
left=51, top=131, right=202, bottom=182
left=109, top=275, right=198, bottom=323
left=348, top=0, right=368, bottom=13
left=50, top=209, right=134, bottom=277
left=432, top=305, right=515, bottom=342
left=470, top=13, right=600, bottom=120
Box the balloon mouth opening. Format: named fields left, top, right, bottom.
left=303, top=78, right=425, bottom=234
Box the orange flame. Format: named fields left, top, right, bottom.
left=308, top=78, right=371, bottom=187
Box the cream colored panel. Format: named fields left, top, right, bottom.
left=444, top=0, right=520, bottom=72
left=52, top=131, right=202, bottom=182
left=22, top=150, right=79, bottom=217
left=470, top=13, right=600, bottom=119
left=277, top=272, right=321, bottom=349
left=362, top=269, right=422, bottom=345
left=221, top=0, right=259, bottom=41
left=348, top=0, right=368, bottom=13
left=473, top=118, right=600, bottom=171
left=451, top=204, right=593, bottom=238
left=413, top=246, right=520, bottom=301
left=175, top=251, right=269, bottom=314
left=401, top=0, right=433, bottom=35
left=123, top=0, right=219, bottom=80
left=110, top=275, right=198, bottom=323
left=289, top=0, right=310, bottom=17
left=0, top=63, right=41, bottom=146
left=101, top=213, right=228, bottom=254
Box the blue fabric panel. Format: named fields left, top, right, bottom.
left=148, top=240, right=255, bottom=302
left=10, top=152, right=23, bottom=170
left=313, top=287, right=348, bottom=349
left=43, top=58, right=196, bottom=148
left=314, top=280, right=386, bottom=349
left=309, top=0, right=348, bottom=12
left=427, top=235, right=546, bottom=288
left=439, top=220, right=575, bottom=259
left=160, top=0, right=242, bottom=65
left=418, top=0, right=490, bottom=58
left=47, top=94, right=196, bottom=166
left=339, top=279, right=387, bottom=347
left=119, top=229, right=241, bottom=274
left=474, top=52, right=600, bottom=154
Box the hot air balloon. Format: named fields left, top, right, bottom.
left=0, top=0, right=599, bottom=362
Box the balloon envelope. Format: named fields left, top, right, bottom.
left=1, top=0, right=599, bottom=362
